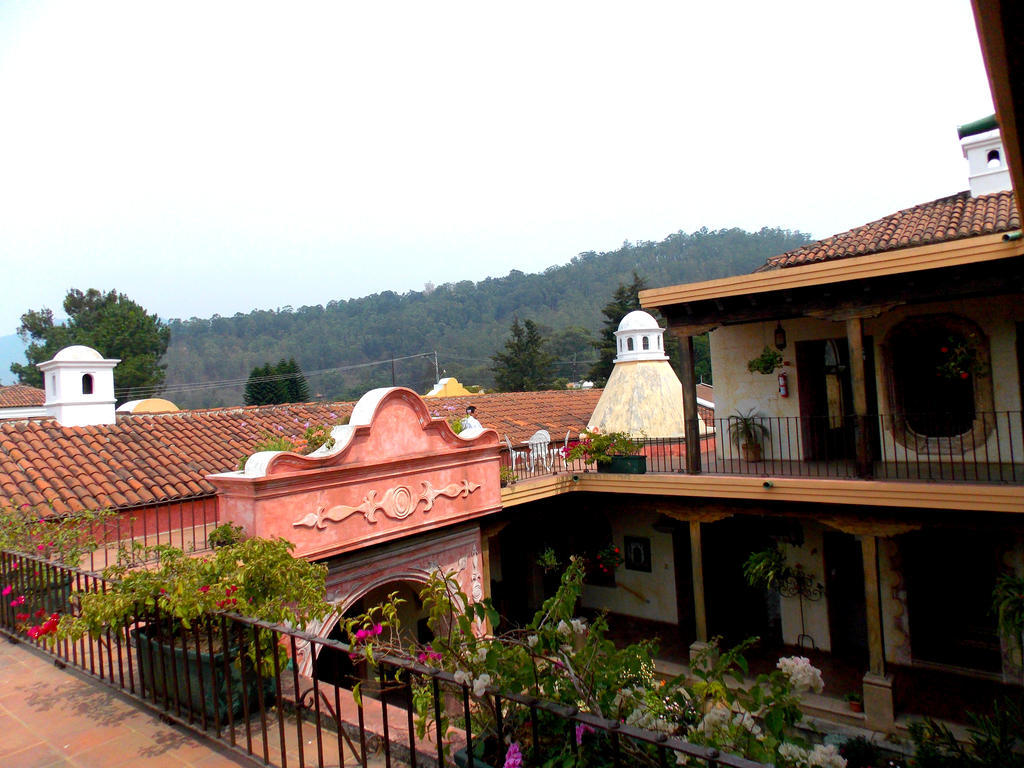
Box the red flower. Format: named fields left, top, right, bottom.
left=960, top=371, right=969, bottom=380
left=940, top=346, right=949, bottom=353
left=198, top=585, right=210, bottom=594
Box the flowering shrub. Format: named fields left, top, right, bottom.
left=562, top=428, right=642, bottom=465
left=345, top=558, right=842, bottom=767
left=935, top=333, right=988, bottom=380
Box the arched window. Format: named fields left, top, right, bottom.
left=886, top=315, right=991, bottom=441
left=987, top=149, right=1001, bottom=168
left=642, top=336, right=650, bottom=350
left=81, top=374, right=94, bottom=395
left=627, top=338, right=634, bottom=351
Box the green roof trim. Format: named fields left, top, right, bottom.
left=957, top=114, right=998, bottom=139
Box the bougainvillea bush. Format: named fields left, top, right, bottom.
left=346, top=557, right=845, bottom=768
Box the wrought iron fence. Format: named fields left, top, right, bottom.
left=0, top=550, right=769, bottom=768
left=501, top=411, right=1024, bottom=484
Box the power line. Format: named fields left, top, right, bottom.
left=115, top=352, right=439, bottom=399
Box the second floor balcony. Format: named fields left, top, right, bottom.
left=501, top=410, right=1024, bottom=487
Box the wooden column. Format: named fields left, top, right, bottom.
left=689, top=520, right=708, bottom=643
left=678, top=333, right=702, bottom=474
left=845, top=317, right=873, bottom=478
left=861, top=534, right=886, bottom=676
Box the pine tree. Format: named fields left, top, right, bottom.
left=282, top=358, right=310, bottom=402
left=588, top=272, right=647, bottom=385
left=491, top=318, right=555, bottom=392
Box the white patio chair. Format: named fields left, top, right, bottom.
left=526, top=429, right=553, bottom=473
left=503, top=435, right=529, bottom=474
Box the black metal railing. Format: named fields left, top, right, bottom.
left=500, top=410, right=1024, bottom=485
left=0, top=550, right=769, bottom=768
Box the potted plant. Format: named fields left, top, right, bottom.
left=747, top=346, right=783, bottom=375
left=562, top=428, right=646, bottom=474
left=843, top=691, right=864, bottom=713
left=728, top=409, right=770, bottom=462
left=993, top=572, right=1024, bottom=678
left=499, top=466, right=518, bottom=488
left=56, top=537, right=332, bottom=717
left=206, top=522, right=246, bottom=549
left=1, top=505, right=115, bottom=634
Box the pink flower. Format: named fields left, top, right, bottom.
left=10, top=595, right=26, bottom=607
left=15, top=613, right=30, bottom=622
left=373, top=623, right=383, bottom=635
left=198, top=585, right=210, bottom=594
left=503, top=742, right=523, bottom=768
left=1, top=585, right=12, bottom=596
left=575, top=723, right=596, bottom=745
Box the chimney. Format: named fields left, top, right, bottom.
left=37, top=345, right=120, bottom=427
left=958, top=115, right=1012, bottom=196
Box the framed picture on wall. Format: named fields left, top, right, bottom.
left=624, top=536, right=651, bottom=572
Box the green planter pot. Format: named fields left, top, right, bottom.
left=132, top=626, right=273, bottom=720
left=597, top=455, right=647, bottom=474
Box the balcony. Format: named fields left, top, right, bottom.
left=501, top=411, right=1024, bottom=486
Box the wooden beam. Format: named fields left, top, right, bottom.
left=690, top=520, right=708, bottom=643
left=846, top=318, right=872, bottom=478
left=861, top=535, right=886, bottom=676
left=669, top=330, right=703, bottom=474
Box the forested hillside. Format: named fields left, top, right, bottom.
left=163, top=227, right=809, bottom=408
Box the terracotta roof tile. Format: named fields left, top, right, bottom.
left=759, top=190, right=1019, bottom=271
left=0, top=385, right=45, bottom=408
left=0, top=390, right=604, bottom=513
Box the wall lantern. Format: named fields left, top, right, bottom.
left=774, top=321, right=787, bottom=351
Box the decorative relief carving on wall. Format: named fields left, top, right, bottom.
left=293, top=479, right=480, bottom=530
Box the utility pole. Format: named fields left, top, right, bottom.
left=433, top=351, right=439, bottom=383
left=391, top=354, right=396, bottom=387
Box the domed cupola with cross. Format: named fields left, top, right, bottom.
left=588, top=310, right=690, bottom=438
left=37, top=345, right=120, bottom=426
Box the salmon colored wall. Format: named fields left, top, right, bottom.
left=209, top=388, right=503, bottom=562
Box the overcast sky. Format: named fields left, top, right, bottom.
left=0, top=1, right=996, bottom=338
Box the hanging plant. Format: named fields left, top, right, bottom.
left=747, top=346, right=783, bottom=375
left=936, top=333, right=989, bottom=380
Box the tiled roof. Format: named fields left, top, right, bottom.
left=759, top=190, right=1019, bottom=271
left=0, top=385, right=45, bottom=408
left=0, top=390, right=603, bottom=514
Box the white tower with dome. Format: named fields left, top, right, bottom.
left=38, top=345, right=120, bottom=426
left=588, top=310, right=691, bottom=438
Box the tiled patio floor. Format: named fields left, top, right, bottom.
left=0, top=638, right=252, bottom=767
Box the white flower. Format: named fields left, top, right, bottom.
left=808, top=744, right=846, bottom=768
left=693, top=705, right=731, bottom=737
left=477, top=646, right=489, bottom=662
left=776, top=656, right=825, bottom=693
left=570, top=618, right=586, bottom=635
left=526, top=635, right=539, bottom=648
left=453, top=669, right=471, bottom=686
left=778, top=743, right=808, bottom=765
left=472, top=673, right=491, bottom=697
left=557, top=620, right=572, bottom=636
left=731, top=711, right=763, bottom=740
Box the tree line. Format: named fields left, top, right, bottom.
left=12, top=227, right=808, bottom=406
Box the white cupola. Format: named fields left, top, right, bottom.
left=614, top=310, right=669, bottom=363
left=37, top=345, right=120, bottom=426
left=587, top=310, right=708, bottom=439
left=959, top=116, right=1012, bottom=197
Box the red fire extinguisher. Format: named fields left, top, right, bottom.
left=778, top=371, right=789, bottom=397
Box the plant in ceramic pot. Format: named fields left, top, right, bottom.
left=843, top=692, right=863, bottom=712
left=747, top=346, right=783, bottom=375
left=562, top=428, right=645, bottom=472
left=56, top=537, right=333, bottom=717
left=728, top=409, right=770, bottom=462
left=1, top=505, right=115, bottom=635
